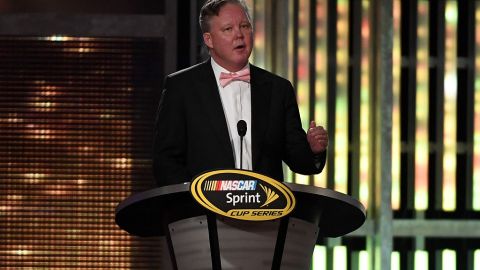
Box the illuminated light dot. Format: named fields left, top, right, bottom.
left=16, top=250, right=32, bottom=256
left=336, top=73, right=347, bottom=84
left=312, top=245, right=326, bottom=269
left=444, top=74, right=458, bottom=98
left=392, top=251, right=400, bottom=270
left=336, top=21, right=348, bottom=31
left=113, top=158, right=132, bottom=169
left=25, top=173, right=45, bottom=179
left=33, top=129, right=51, bottom=135
left=361, top=25, right=369, bottom=39
left=78, top=48, right=86, bottom=53
left=33, top=135, right=53, bottom=140
left=415, top=250, right=428, bottom=269
left=40, top=91, right=56, bottom=96
left=336, top=52, right=348, bottom=64
left=442, top=249, right=456, bottom=269
left=49, top=35, right=69, bottom=42
left=7, top=118, right=22, bottom=123
left=37, top=102, right=53, bottom=107
left=46, top=189, right=68, bottom=195
left=445, top=6, right=458, bottom=23
left=417, top=51, right=428, bottom=62
left=38, top=85, right=58, bottom=93
left=417, top=27, right=428, bottom=37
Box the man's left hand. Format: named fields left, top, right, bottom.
left=307, top=121, right=328, bottom=154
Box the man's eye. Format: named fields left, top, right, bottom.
left=224, top=27, right=232, bottom=32
left=241, top=24, right=251, bottom=29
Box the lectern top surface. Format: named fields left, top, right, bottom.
left=115, top=182, right=366, bottom=238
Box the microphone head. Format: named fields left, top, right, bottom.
left=237, top=120, right=247, bottom=137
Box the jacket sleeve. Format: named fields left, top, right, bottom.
left=152, top=76, right=190, bottom=186
left=282, top=81, right=326, bottom=175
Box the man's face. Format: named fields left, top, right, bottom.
left=203, top=3, right=253, bottom=72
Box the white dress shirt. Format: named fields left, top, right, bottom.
left=211, top=58, right=252, bottom=170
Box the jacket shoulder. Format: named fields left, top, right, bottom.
left=250, top=65, right=290, bottom=83
left=167, top=61, right=210, bottom=81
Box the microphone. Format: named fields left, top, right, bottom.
left=237, top=120, right=247, bottom=169
left=237, top=120, right=247, bottom=137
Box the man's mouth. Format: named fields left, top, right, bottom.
left=234, top=44, right=246, bottom=50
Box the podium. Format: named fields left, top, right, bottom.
left=115, top=182, right=365, bottom=270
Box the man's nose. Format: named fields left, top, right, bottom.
left=234, top=27, right=244, bottom=37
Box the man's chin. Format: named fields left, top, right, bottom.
left=234, top=60, right=249, bottom=69
left=232, top=55, right=249, bottom=65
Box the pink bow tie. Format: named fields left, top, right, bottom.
left=219, top=69, right=250, bottom=87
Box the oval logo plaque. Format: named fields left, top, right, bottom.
left=190, top=169, right=296, bottom=221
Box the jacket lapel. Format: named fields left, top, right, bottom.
left=196, top=60, right=235, bottom=164
left=250, top=65, right=272, bottom=171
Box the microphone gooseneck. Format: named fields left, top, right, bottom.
left=237, top=120, right=247, bottom=169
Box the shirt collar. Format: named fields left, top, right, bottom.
left=210, top=58, right=250, bottom=88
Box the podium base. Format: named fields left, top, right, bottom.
left=167, top=215, right=318, bottom=270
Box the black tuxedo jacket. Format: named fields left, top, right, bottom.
left=153, top=60, right=326, bottom=186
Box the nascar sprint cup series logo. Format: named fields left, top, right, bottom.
left=190, top=169, right=296, bottom=221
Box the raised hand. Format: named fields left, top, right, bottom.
left=307, top=121, right=328, bottom=154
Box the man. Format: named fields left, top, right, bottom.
left=153, top=0, right=328, bottom=186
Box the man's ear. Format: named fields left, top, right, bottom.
left=203, top=33, right=213, bottom=49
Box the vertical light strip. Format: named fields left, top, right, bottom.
left=443, top=1, right=458, bottom=211
left=473, top=2, right=480, bottom=211
left=415, top=1, right=429, bottom=210
left=314, top=0, right=329, bottom=187
left=333, top=246, right=347, bottom=270
left=359, top=250, right=370, bottom=270
left=284, top=0, right=296, bottom=183
left=442, top=249, right=457, bottom=270
left=475, top=249, right=480, bottom=270
left=312, top=245, right=327, bottom=270
left=244, top=0, right=255, bottom=62
left=295, top=0, right=312, bottom=185
left=334, top=0, right=349, bottom=193
left=245, top=0, right=253, bottom=49
left=392, top=0, right=402, bottom=210
left=250, top=0, right=266, bottom=68
left=359, top=0, right=371, bottom=207
left=287, top=0, right=296, bottom=83
left=391, top=251, right=400, bottom=270
left=415, top=250, right=429, bottom=270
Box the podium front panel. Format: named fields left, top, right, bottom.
left=217, top=218, right=280, bottom=270
left=169, top=215, right=212, bottom=270
left=157, top=236, right=174, bottom=270
left=280, top=218, right=319, bottom=269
